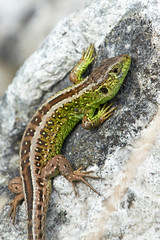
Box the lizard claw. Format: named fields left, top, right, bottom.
left=8, top=192, right=24, bottom=225
left=66, top=168, right=101, bottom=196
left=8, top=200, right=16, bottom=224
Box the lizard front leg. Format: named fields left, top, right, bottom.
left=82, top=103, right=117, bottom=129
left=69, top=44, right=94, bottom=84
left=8, top=176, right=24, bottom=224
left=41, top=154, right=100, bottom=195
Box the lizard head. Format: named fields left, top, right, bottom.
left=88, top=54, right=131, bottom=107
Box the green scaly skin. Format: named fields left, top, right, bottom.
left=8, top=44, right=131, bottom=240
left=38, top=45, right=131, bottom=166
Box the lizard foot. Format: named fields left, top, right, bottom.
left=67, top=167, right=101, bottom=196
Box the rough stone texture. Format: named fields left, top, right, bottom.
left=0, top=0, right=93, bottom=97
left=0, top=0, right=159, bottom=239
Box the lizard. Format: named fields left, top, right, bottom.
left=8, top=44, right=131, bottom=240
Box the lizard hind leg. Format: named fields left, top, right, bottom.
left=8, top=176, right=23, bottom=194
left=42, top=154, right=101, bottom=196
left=8, top=176, right=24, bottom=224
left=71, top=167, right=101, bottom=196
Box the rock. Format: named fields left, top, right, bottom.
left=0, top=0, right=90, bottom=97
left=0, top=0, right=159, bottom=239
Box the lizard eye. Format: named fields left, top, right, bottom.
left=112, top=67, right=119, bottom=73
left=100, top=87, right=108, bottom=94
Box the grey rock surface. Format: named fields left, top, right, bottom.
left=0, top=0, right=159, bottom=239
left=0, top=0, right=93, bottom=97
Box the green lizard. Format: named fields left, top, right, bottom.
left=8, top=44, right=131, bottom=240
